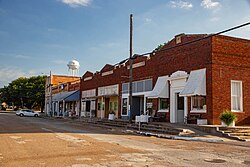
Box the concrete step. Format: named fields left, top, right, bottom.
left=132, top=124, right=182, bottom=133
left=217, top=126, right=250, bottom=141
left=233, top=136, right=250, bottom=141
left=227, top=133, right=250, bottom=137
left=128, top=125, right=182, bottom=135
left=219, top=127, right=250, bottom=131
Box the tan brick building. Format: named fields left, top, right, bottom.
left=45, top=75, right=80, bottom=116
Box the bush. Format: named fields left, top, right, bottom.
left=219, top=110, right=237, bottom=126
left=109, top=111, right=115, bottom=115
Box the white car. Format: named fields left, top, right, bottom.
left=16, top=109, right=40, bottom=117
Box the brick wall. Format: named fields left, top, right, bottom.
left=211, top=35, right=250, bottom=125
left=80, top=34, right=213, bottom=120
left=80, top=34, right=250, bottom=125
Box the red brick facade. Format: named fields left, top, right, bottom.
left=80, top=34, right=250, bottom=125
left=211, top=35, right=250, bottom=125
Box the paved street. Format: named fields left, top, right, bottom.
left=0, top=112, right=249, bottom=167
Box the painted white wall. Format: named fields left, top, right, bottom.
left=170, top=71, right=188, bottom=123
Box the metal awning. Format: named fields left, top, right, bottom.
left=147, top=75, right=169, bottom=98
left=52, top=90, right=80, bottom=102
left=180, top=68, right=206, bottom=96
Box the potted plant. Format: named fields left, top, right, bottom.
left=108, top=111, right=115, bottom=120
left=219, top=110, right=237, bottom=127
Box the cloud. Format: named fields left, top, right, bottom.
left=201, top=0, right=221, bottom=10
left=144, top=18, right=152, bottom=24
left=0, top=67, right=35, bottom=88
left=210, top=17, right=220, bottom=22
left=53, top=60, right=68, bottom=65
left=60, top=0, right=91, bottom=7
left=15, top=54, right=31, bottom=59
left=170, top=0, right=193, bottom=10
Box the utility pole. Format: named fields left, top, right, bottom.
left=50, top=70, right=53, bottom=117
left=129, top=14, right=133, bottom=123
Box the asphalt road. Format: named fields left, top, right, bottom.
left=0, top=112, right=250, bottom=167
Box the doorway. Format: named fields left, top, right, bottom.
left=176, top=93, right=184, bottom=123
left=105, top=98, right=110, bottom=118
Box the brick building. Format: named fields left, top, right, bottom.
left=80, top=34, right=250, bottom=125
left=45, top=75, right=80, bottom=117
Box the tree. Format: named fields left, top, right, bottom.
left=0, top=76, right=46, bottom=111
left=154, top=42, right=167, bottom=52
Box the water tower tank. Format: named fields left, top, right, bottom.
left=67, top=59, right=80, bottom=76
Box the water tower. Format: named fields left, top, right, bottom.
left=67, top=59, right=80, bottom=76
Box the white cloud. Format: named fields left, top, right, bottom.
left=145, top=18, right=152, bottom=24
left=60, top=0, right=91, bottom=7
left=53, top=60, right=68, bottom=65
left=0, top=67, right=35, bottom=88
left=210, top=17, right=220, bottom=22
left=15, top=54, right=31, bottom=59
left=170, top=0, right=193, bottom=10
left=201, top=0, right=221, bottom=10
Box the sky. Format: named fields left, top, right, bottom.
left=0, top=0, right=250, bottom=88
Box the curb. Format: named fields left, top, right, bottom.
left=125, top=130, right=224, bottom=142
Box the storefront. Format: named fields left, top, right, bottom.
left=81, top=89, right=96, bottom=118
left=121, top=79, right=153, bottom=120
left=97, top=84, right=119, bottom=119
left=51, top=90, right=80, bottom=117
left=146, top=75, right=170, bottom=121
left=179, top=68, right=207, bottom=124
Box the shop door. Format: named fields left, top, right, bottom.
left=176, top=93, right=184, bottom=123
left=86, top=101, right=90, bottom=112
left=105, top=98, right=110, bottom=118
left=132, top=97, right=141, bottom=119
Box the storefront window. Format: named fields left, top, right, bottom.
left=159, top=98, right=169, bottom=110
left=146, top=98, right=153, bottom=115
left=114, top=101, right=118, bottom=111
left=122, top=98, right=128, bottom=115
left=98, top=102, right=104, bottom=110
left=109, top=102, right=114, bottom=111
left=192, top=96, right=206, bottom=111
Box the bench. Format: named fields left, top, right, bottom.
left=185, top=113, right=202, bottom=124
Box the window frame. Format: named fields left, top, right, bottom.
left=158, top=98, right=169, bottom=112
left=190, top=96, right=207, bottom=113
left=121, top=98, right=128, bottom=116
left=231, top=80, right=243, bottom=112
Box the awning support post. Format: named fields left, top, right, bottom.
left=63, top=100, right=65, bottom=117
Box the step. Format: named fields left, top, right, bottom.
left=128, top=126, right=181, bottom=135
left=227, top=133, right=250, bottom=137
left=219, top=127, right=250, bottom=131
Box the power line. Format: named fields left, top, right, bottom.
left=114, top=21, right=250, bottom=64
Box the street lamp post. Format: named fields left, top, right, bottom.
left=129, top=14, right=133, bottom=123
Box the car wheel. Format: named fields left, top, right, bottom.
left=20, top=113, right=24, bottom=117
left=34, top=114, right=38, bottom=117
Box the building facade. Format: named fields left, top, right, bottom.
left=80, top=34, right=250, bottom=125
left=45, top=75, right=80, bottom=117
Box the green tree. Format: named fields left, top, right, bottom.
left=0, top=76, right=46, bottom=112
left=154, top=42, right=167, bottom=51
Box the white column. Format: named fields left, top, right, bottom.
left=63, top=100, right=65, bottom=117
left=52, top=102, right=55, bottom=117
left=184, top=96, right=188, bottom=123
left=57, top=101, right=60, bottom=116
left=77, top=101, right=80, bottom=116
left=101, top=97, right=104, bottom=119
left=143, top=96, right=147, bottom=115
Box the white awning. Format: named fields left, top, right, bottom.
left=180, top=68, right=206, bottom=96
left=147, top=76, right=169, bottom=98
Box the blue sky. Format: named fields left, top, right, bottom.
left=0, top=0, right=249, bottom=88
